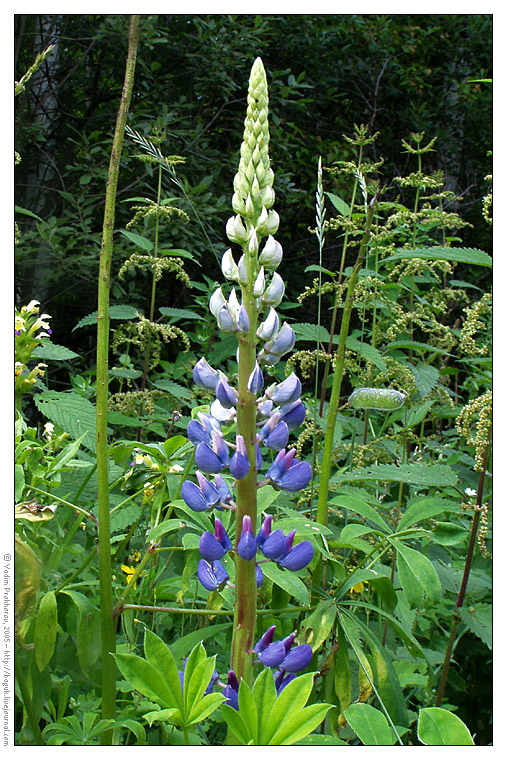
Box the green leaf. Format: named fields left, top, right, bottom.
left=169, top=623, right=231, bottom=663
left=261, top=562, right=310, bottom=606
left=332, top=462, right=457, bottom=487
left=263, top=672, right=315, bottom=744
left=160, top=248, right=196, bottom=261
left=183, top=643, right=209, bottom=718
left=60, top=590, right=100, bottom=673
left=187, top=692, right=224, bottom=724
left=384, top=340, right=451, bottom=356
left=329, top=494, right=391, bottom=533
left=417, top=707, right=474, bottom=745
left=221, top=703, right=251, bottom=745
left=252, top=669, right=278, bottom=745
left=152, top=378, right=193, bottom=399
left=269, top=703, right=332, bottom=745
left=144, top=630, right=184, bottom=712
left=35, top=391, right=97, bottom=452
left=344, top=703, right=396, bottom=745
left=389, top=246, right=491, bottom=268
left=325, top=191, right=351, bottom=216
left=346, top=336, right=387, bottom=373
left=34, top=591, right=57, bottom=671
left=459, top=604, right=492, bottom=649
left=120, top=229, right=153, bottom=251
left=238, top=679, right=259, bottom=744
left=410, top=364, right=440, bottom=398
left=15, top=204, right=43, bottom=222
left=304, top=264, right=335, bottom=277
left=32, top=343, right=80, bottom=360
left=114, top=653, right=180, bottom=715
left=142, top=708, right=179, bottom=727
left=398, top=496, right=460, bottom=531
left=431, top=521, right=469, bottom=546
left=394, top=541, right=441, bottom=607
left=292, top=322, right=331, bottom=343
left=159, top=307, right=204, bottom=321
left=73, top=304, right=140, bottom=330
left=15, top=465, right=25, bottom=502
left=298, top=600, right=336, bottom=651
left=295, top=735, right=347, bottom=745
left=334, top=624, right=351, bottom=715
left=147, top=519, right=186, bottom=542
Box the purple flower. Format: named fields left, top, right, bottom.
left=214, top=474, right=233, bottom=506
left=256, top=563, right=264, bottom=587
left=255, top=514, right=273, bottom=546
left=254, top=624, right=277, bottom=653
left=278, top=541, right=314, bottom=571
left=237, top=515, right=257, bottom=561
left=270, top=373, right=302, bottom=405
left=256, top=443, right=263, bottom=471
left=258, top=641, right=286, bottom=668
left=279, top=644, right=313, bottom=673
left=264, top=322, right=295, bottom=357
left=223, top=670, right=239, bottom=710
left=197, top=559, right=229, bottom=591
left=247, top=362, right=264, bottom=395
left=195, top=430, right=229, bottom=474
left=193, top=358, right=219, bottom=390
left=230, top=435, right=250, bottom=480
left=266, top=449, right=312, bottom=492
left=274, top=671, right=297, bottom=694
left=199, top=518, right=232, bottom=562
left=260, top=529, right=287, bottom=561
left=257, top=399, right=274, bottom=418
left=181, top=474, right=219, bottom=512
left=236, top=304, right=250, bottom=334
left=279, top=400, right=306, bottom=431
left=263, top=421, right=289, bottom=451
left=216, top=378, right=237, bottom=409
left=217, top=304, right=236, bottom=333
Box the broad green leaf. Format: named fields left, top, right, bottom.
left=398, top=497, right=460, bottom=531
left=60, top=590, right=100, bottom=673
left=334, top=624, right=351, bottom=715
left=120, top=229, right=153, bottom=251
left=187, top=692, right=224, bottom=724
left=269, top=703, right=332, bottom=745
left=116, top=718, right=146, bottom=745
left=144, top=630, right=184, bottom=712
left=396, top=552, right=423, bottom=608
left=333, top=462, right=457, bottom=487
left=160, top=247, right=196, bottom=261
left=14, top=465, right=25, bottom=502
left=147, top=519, right=186, bottom=542
left=34, top=591, right=57, bottom=671
left=114, top=653, right=180, bottom=714
left=238, top=679, right=258, bottom=744
left=344, top=702, right=396, bottom=745
left=159, top=307, right=204, bottom=321
left=169, top=623, right=231, bottom=662
left=394, top=541, right=441, bottom=607
left=32, top=343, right=80, bottom=360
left=431, top=521, right=469, bottom=546
left=261, top=562, right=310, bottom=606
left=339, top=523, right=378, bottom=546
left=35, top=391, right=97, bottom=452
left=153, top=378, right=193, bottom=399
left=299, top=600, right=336, bottom=651
left=252, top=669, right=278, bottom=745
left=292, top=322, right=331, bottom=343
left=384, top=340, right=451, bottom=356
left=460, top=604, right=492, bottom=649
left=388, top=246, right=491, bottom=267
left=404, top=400, right=434, bottom=429
left=346, top=336, right=387, bottom=373
left=263, top=672, right=315, bottom=744
left=417, top=707, right=474, bottom=745
left=73, top=304, right=140, bottom=330
left=368, top=576, right=398, bottom=613
left=329, top=494, right=391, bottom=533
left=184, top=647, right=215, bottom=720
left=325, top=191, right=351, bottom=216
left=344, top=600, right=425, bottom=659
left=295, top=735, right=347, bottom=745
left=221, top=703, right=251, bottom=745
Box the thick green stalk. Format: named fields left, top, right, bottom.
left=231, top=264, right=258, bottom=685
left=316, top=201, right=376, bottom=530
left=95, top=14, right=139, bottom=741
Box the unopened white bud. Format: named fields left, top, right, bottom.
left=210, top=287, right=226, bottom=317
left=262, top=272, right=285, bottom=307
left=248, top=228, right=259, bottom=255
left=261, top=185, right=275, bottom=209
left=257, top=307, right=279, bottom=341
left=232, top=192, right=246, bottom=215
left=238, top=255, right=248, bottom=286
left=259, top=235, right=283, bottom=269
left=222, top=249, right=239, bottom=281
left=253, top=266, right=265, bottom=297
left=226, top=214, right=248, bottom=244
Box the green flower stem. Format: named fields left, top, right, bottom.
left=230, top=269, right=258, bottom=686
left=119, top=604, right=313, bottom=616
left=316, top=201, right=376, bottom=532
left=95, top=14, right=139, bottom=741
left=14, top=647, right=45, bottom=745
left=25, top=485, right=96, bottom=525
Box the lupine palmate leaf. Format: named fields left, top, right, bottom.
left=144, top=629, right=184, bottom=712
left=268, top=703, right=332, bottom=745
left=114, top=653, right=178, bottom=712
left=261, top=562, right=310, bottom=606
left=34, top=590, right=57, bottom=672
left=238, top=679, right=259, bottom=744
left=263, top=672, right=315, bottom=744
left=221, top=703, right=251, bottom=745
left=252, top=669, right=278, bottom=745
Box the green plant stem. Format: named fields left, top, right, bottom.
left=118, top=603, right=313, bottom=616
left=14, top=647, right=46, bottom=745
left=95, top=14, right=140, bottom=742
left=316, top=202, right=376, bottom=533
left=25, top=485, right=96, bottom=525
left=230, top=258, right=259, bottom=686
left=435, top=435, right=491, bottom=707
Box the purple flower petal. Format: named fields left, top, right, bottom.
left=271, top=373, right=302, bottom=405
left=258, top=641, right=286, bottom=668
left=193, top=358, right=219, bottom=390
left=181, top=480, right=208, bottom=512
left=279, top=644, right=313, bottom=673
left=197, top=559, right=221, bottom=591
left=264, top=421, right=289, bottom=451
left=254, top=624, right=277, bottom=653
left=277, top=460, right=312, bottom=492
left=195, top=442, right=226, bottom=474
left=199, top=531, right=227, bottom=562
left=279, top=400, right=306, bottom=431
left=261, top=529, right=287, bottom=561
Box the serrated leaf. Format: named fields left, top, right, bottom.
left=385, top=340, right=451, bottom=356
left=346, top=336, right=387, bottom=373
left=32, top=343, right=80, bottom=360
left=344, top=703, right=396, bottom=745
left=410, top=364, right=440, bottom=398
left=459, top=604, right=492, bottom=649
left=332, top=462, right=457, bottom=487
left=73, top=304, right=140, bottom=330
left=417, top=707, right=474, bottom=745
left=388, top=246, right=491, bottom=267
left=34, top=591, right=57, bottom=671
left=261, top=562, right=309, bottom=606
left=120, top=229, right=153, bottom=251
left=152, top=378, right=193, bottom=399
left=35, top=391, right=97, bottom=452
left=292, top=322, right=330, bottom=343
left=159, top=307, right=204, bottom=321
